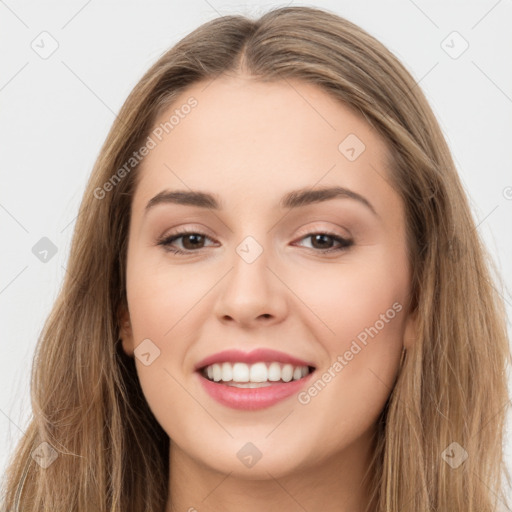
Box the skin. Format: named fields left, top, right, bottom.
left=119, top=73, right=417, bottom=512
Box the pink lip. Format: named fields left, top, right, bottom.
left=194, top=348, right=316, bottom=411
left=196, top=371, right=316, bottom=410
left=194, top=348, right=315, bottom=371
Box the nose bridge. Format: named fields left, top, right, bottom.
left=214, top=230, right=287, bottom=324
left=230, top=232, right=273, bottom=300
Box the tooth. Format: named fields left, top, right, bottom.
left=204, top=361, right=312, bottom=383
left=281, top=364, right=293, bottom=382
left=212, top=363, right=222, bottom=382
left=221, top=362, right=233, bottom=382
left=268, top=362, right=281, bottom=381
left=249, top=362, right=268, bottom=382
left=232, top=362, right=249, bottom=382
left=227, top=382, right=273, bottom=388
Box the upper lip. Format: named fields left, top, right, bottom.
left=194, top=348, right=316, bottom=371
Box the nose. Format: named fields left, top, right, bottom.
left=213, top=241, right=288, bottom=328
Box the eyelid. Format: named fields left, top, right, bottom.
left=293, top=221, right=350, bottom=240
left=158, top=223, right=216, bottom=240
left=159, top=222, right=350, bottom=244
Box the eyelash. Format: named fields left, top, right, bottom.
left=156, top=228, right=354, bottom=255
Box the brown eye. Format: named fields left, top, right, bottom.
left=157, top=231, right=216, bottom=254
left=296, top=232, right=353, bottom=253
left=310, top=233, right=335, bottom=250
left=180, top=233, right=206, bottom=250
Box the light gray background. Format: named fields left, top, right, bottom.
left=1, top=0, right=511, bottom=494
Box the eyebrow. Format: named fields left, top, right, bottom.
left=144, top=186, right=378, bottom=217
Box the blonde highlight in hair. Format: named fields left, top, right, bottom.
left=2, top=6, right=510, bottom=511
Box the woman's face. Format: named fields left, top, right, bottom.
left=120, top=74, right=417, bottom=478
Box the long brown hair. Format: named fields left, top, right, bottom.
left=2, top=6, right=510, bottom=511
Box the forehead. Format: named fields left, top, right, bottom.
left=132, top=75, right=399, bottom=219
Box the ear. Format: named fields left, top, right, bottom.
left=402, top=306, right=418, bottom=351
left=117, top=304, right=135, bottom=357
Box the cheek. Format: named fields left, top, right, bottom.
left=295, top=300, right=405, bottom=461
left=292, top=255, right=407, bottom=442
left=125, top=250, right=234, bottom=428
left=125, top=269, right=206, bottom=439
left=126, top=255, right=208, bottom=339
left=288, top=252, right=408, bottom=347
left=290, top=253, right=407, bottom=411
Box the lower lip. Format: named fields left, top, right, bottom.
left=197, top=372, right=314, bottom=410
left=196, top=370, right=315, bottom=410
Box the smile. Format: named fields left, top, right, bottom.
left=196, top=362, right=316, bottom=410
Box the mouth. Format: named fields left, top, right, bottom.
left=195, top=360, right=317, bottom=410
left=198, top=361, right=316, bottom=387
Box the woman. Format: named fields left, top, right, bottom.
left=2, top=5, right=510, bottom=512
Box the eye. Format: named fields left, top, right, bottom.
left=156, top=229, right=217, bottom=255
left=156, top=229, right=353, bottom=255
left=293, top=232, right=353, bottom=253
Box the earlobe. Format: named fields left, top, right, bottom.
left=117, top=305, right=135, bottom=357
